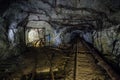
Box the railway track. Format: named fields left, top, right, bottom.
left=64, top=39, right=118, bottom=80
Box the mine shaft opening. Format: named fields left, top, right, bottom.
left=70, top=31, right=83, bottom=44
left=26, top=27, right=46, bottom=47
left=25, top=21, right=54, bottom=47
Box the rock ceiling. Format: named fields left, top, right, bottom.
left=0, top=0, right=120, bottom=31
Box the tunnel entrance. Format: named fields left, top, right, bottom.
left=70, top=31, right=83, bottom=44
left=26, top=27, right=46, bottom=47
left=25, top=21, right=55, bottom=47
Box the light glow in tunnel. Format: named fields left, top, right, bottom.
left=28, top=29, right=39, bottom=42
left=8, top=22, right=18, bottom=45
left=53, top=30, right=62, bottom=46
left=83, top=32, right=92, bottom=43
left=8, top=29, right=16, bottom=44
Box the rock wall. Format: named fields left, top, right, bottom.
left=92, top=25, right=120, bottom=69
left=0, top=17, right=24, bottom=59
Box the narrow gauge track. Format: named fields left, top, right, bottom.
left=65, top=38, right=120, bottom=80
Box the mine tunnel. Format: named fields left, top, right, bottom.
left=0, top=0, right=120, bottom=80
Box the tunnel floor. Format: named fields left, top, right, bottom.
left=65, top=40, right=111, bottom=80
left=0, top=41, right=113, bottom=80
